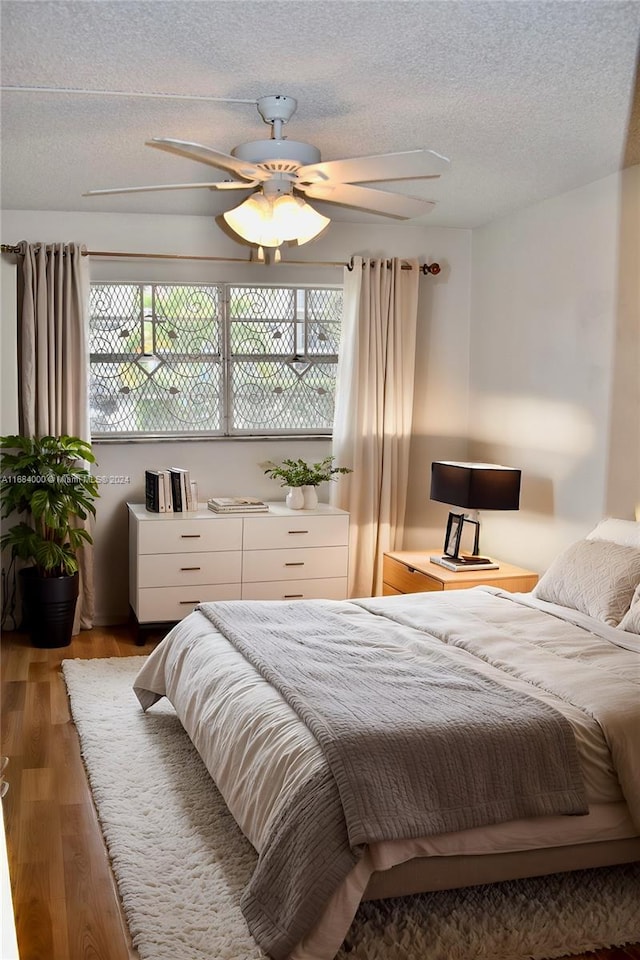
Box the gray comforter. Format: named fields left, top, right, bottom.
left=198, top=598, right=587, bottom=959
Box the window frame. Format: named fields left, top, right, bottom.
left=89, top=281, right=343, bottom=441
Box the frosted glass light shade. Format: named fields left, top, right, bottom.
left=223, top=194, right=275, bottom=245
left=223, top=192, right=329, bottom=248
left=285, top=198, right=331, bottom=245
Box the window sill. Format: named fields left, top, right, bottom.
left=91, top=434, right=333, bottom=444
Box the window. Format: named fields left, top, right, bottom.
left=89, top=283, right=342, bottom=438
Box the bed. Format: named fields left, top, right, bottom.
left=133, top=519, right=640, bottom=960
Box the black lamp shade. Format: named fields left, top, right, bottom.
left=430, top=461, right=521, bottom=510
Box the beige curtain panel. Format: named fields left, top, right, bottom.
left=331, top=256, right=420, bottom=597
left=16, top=240, right=95, bottom=631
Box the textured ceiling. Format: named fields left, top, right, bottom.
left=1, top=0, right=639, bottom=229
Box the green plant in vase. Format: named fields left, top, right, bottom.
left=0, top=434, right=99, bottom=647
left=263, top=456, right=351, bottom=510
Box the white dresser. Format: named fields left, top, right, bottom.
left=127, top=502, right=349, bottom=636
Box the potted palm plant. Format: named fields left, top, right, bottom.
left=263, top=456, right=351, bottom=509
left=0, top=434, right=99, bottom=647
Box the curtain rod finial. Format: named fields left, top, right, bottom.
left=422, top=262, right=440, bottom=276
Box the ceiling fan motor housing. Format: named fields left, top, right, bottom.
left=238, top=95, right=322, bottom=170
left=231, top=139, right=321, bottom=169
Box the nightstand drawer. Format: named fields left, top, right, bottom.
left=137, top=516, right=242, bottom=554
left=383, top=555, right=441, bottom=594
left=382, top=583, right=403, bottom=596
left=241, top=577, right=348, bottom=601
left=242, top=546, right=348, bottom=583
left=243, top=515, right=349, bottom=550
left=138, top=551, right=242, bottom=588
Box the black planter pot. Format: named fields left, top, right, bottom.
left=19, top=568, right=79, bottom=648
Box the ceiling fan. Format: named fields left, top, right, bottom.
left=85, top=94, right=450, bottom=250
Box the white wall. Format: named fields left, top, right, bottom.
left=469, top=166, right=640, bottom=570
left=1, top=211, right=472, bottom=621
left=403, top=232, right=473, bottom=550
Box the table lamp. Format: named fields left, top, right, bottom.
left=430, top=461, right=521, bottom=567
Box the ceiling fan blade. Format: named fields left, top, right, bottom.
left=297, top=149, right=449, bottom=186
left=148, top=138, right=270, bottom=182
left=300, top=183, right=435, bottom=219
left=84, top=181, right=256, bottom=197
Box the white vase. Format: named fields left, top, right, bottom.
left=302, top=485, right=318, bottom=510
left=285, top=486, right=304, bottom=510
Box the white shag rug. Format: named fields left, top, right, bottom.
left=62, top=655, right=640, bottom=960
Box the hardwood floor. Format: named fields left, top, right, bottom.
left=1, top=625, right=639, bottom=960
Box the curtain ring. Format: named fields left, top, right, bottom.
left=347, top=256, right=355, bottom=271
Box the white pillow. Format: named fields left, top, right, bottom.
left=586, top=518, right=640, bottom=549
left=618, top=584, right=640, bottom=634
left=533, top=538, right=640, bottom=626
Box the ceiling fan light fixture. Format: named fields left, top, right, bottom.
left=222, top=193, right=271, bottom=242
left=223, top=191, right=330, bottom=249
left=271, top=194, right=306, bottom=241
left=283, top=196, right=330, bottom=245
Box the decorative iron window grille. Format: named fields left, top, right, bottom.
left=89, top=282, right=343, bottom=437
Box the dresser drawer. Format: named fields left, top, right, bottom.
left=243, top=514, right=349, bottom=550
left=138, top=551, right=242, bottom=588
left=383, top=555, right=442, bottom=594
left=137, top=583, right=242, bottom=622
left=242, top=546, right=348, bottom=583
left=241, top=577, right=348, bottom=601
left=137, top=516, right=242, bottom=554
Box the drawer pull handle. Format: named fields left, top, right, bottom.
left=288, top=530, right=309, bottom=535
left=179, top=599, right=201, bottom=605
left=181, top=534, right=201, bottom=539
left=284, top=594, right=304, bottom=599
left=181, top=566, right=201, bottom=571
left=408, top=566, right=417, bottom=573
left=285, top=562, right=305, bottom=567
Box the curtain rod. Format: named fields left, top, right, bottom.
left=1, top=244, right=440, bottom=275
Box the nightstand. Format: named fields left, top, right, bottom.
left=382, top=550, right=538, bottom=596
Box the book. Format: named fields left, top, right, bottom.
left=181, top=471, right=191, bottom=511
left=172, top=468, right=196, bottom=511
left=160, top=470, right=173, bottom=512
left=210, top=506, right=269, bottom=513
left=208, top=497, right=269, bottom=513
left=208, top=497, right=267, bottom=508
left=144, top=470, right=165, bottom=512
left=430, top=554, right=499, bottom=572
left=168, top=468, right=184, bottom=512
